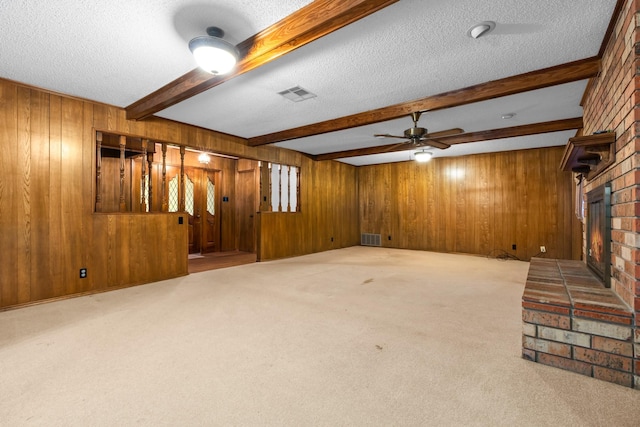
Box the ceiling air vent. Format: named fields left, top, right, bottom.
left=278, top=86, right=317, bottom=102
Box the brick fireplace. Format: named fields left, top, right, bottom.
left=522, top=258, right=634, bottom=387
left=522, top=0, right=640, bottom=389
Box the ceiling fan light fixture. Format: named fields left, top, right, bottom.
left=189, top=27, right=239, bottom=75
left=414, top=150, right=433, bottom=163
left=467, top=21, right=495, bottom=39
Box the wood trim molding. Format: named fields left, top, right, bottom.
left=314, top=117, right=584, bottom=161
left=249, top=57, right=600, bottom=147
left=125, top=0, right=399, bottom=120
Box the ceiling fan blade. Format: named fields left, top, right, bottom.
left=374, top=133, right=410, bottom=139
left=422, top=139, right=450, bottom=150
left=382, top=141, right=408, bottom=153
left=423, top=127, right=464, bottom=138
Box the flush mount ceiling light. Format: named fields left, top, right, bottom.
left=414, top=150, right=433, bottom=163
left=189, top=26, right=239, bottom=75
left=467, top=21, right=496, bottom=39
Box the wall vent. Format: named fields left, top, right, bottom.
left=361, top=233, right=381, bottom=247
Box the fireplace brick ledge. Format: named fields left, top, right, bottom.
left=522, top=257, right=637, bottom=389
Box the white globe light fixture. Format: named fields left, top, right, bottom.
left=414, top=150, right=433, bottom=163
left=189, top=27, right=239, bottom=75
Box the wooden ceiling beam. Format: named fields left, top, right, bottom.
left=249, top=57, right=600, bottom=147
left=125, top=0, right=399, bottom=120
left=313, top=117, right=584, bottom=161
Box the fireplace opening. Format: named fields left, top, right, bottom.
left=585, top=182, right=611, bottom=287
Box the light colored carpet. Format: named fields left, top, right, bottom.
left=1, top=247, right=638, bottom=426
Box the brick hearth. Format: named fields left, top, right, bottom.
left=522, top=258, right=637, bottom=388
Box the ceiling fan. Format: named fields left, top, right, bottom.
left=374, top=111, right=464, bottom=149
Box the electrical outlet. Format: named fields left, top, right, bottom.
left=79, top=268, right=87, bottom=279
left=540, top=246, right=546, bottom=253
left=512, top=244, right=516, bottom=250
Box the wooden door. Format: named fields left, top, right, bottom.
left=201, top=170, right=221, bottom=253
left=184, top=168, right=201, bottom=254
left=237, top=169, right=257, bottom=253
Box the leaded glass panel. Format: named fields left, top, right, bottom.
left=206, top=177, right=215, bottom=216
left=168, top=175, right=179, bottom=212
left=185, top=175, right=194, bottom=216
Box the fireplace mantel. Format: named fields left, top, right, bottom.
left=560, top=132, right=616, bottom=180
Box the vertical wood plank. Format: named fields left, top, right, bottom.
left=92, top=214, right=108, bottom=291
left=0, top=82, right=18, bottom=307
left=478, top=154, right=494, bottom=256
left=49, top=95, right=64, bottom=297
left=502, top=151, right=518, bottom=257
left=29, top=89, right=51, bottom=301
left=435, top=158, right=445, bottom=251
left=382, top=164, right=392, bottom=246
left=525, top=149, right=542, bottom=259
left=444, top=158, right=456, bottom=252
left=424, top=159, right=436, bottom=250
left=116, top=215, right=131, bottom=287
left=60, top=97, right=85, bottom=294
left=466, top=155, right=479, bottom=254
left=82, top=101, right=94, bottom=290
left=130, top=212, right=144, bottom=284
left=16, top=86, right=32, bottom=303
left=455, top=157, right=467, bottom=253
left=514, top=151, right=527, bottom=260
left=403, top=163, right=417, bottom=247
left=492, top=152, right=507, bottom=256
left=106, top=214, right=116, bottom=287
left=541, top=148, right=559, bottom=258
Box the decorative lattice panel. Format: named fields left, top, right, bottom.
left=207, top=178, right=215, bottom=216
left=185, top=175, right=194, bottom=216
left=168, top=175, right=179, bottom=212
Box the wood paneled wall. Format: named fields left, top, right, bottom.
left=93, top=213, right=187, bottom=289
left=358, top=147, right=582, bottom=261
left=0, top=78, right=360, bottom=309
left=258, top=159, right=360, bottom=260
left=0, top=82, right=191, bottom=309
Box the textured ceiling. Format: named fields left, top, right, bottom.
left=0, top=0, right=618, bottom=165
